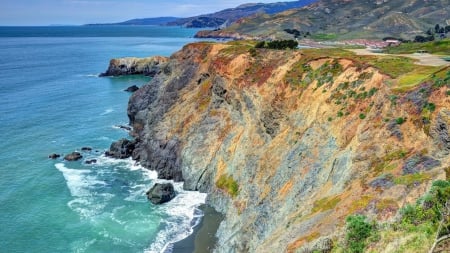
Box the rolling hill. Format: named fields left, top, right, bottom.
left=85, top=17, right=179, bottom=26
left=86, top=1, right=317, bottom=28
left=167, top=0, right=317, bottom=28
left=196, top=0, right=450, bottom=40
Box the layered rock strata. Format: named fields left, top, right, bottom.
left=113, top=42, right=449, bottom=252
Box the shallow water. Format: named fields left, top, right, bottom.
left=0, top=26, right=207, bottom=253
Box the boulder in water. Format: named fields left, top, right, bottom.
left=146, top=183, right=176, bottom=204
left=64, top=152, right=83, bottom=161
left=124, top=85, right=139, bottom=92
left=116, top=125, right=132, bottom=131
left=105, top=138, right=136, bottom=159
left=85, top=159, right=97, bottom=164
left=48, top=153, right=61, bottom=159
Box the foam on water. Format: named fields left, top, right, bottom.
left=75, top=74, right=101, bottom=78
left=146, top=182, right=207, bottom=253
left=55, top=163, right=96, bottom=197
left=55, top=163, right=111, bottom=218
left=95, top=156, right=208, bottom=252
left=56, top=155, right=207, bottom=252
left=100, top=108, right=114, bottom=116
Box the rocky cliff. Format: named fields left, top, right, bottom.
left=124, top=42, right=450, bottom=252
left=100, top=56, right=168, bottom=77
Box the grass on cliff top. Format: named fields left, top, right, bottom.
left=383, top=39, right=450, bottom=55
left=300, top=48, right=416, bottom=77
left=396, top=66, right=441, bottom=91
left=300, top=48, right=440, bottom=87
left=218, top=42, right=442, bottom=91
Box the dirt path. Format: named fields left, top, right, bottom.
left=350, top=49, right=450, bottom=67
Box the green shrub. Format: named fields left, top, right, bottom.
left=254, top=40, right=298, bottom=50
left=400, top=204, right=436, bottom=226
left=396, top=117, right=406, bottom=125
left=424, top=102, right=436, bottom=112
left=400, top=179, right=450, bottom=227
left=266, top=40, right=298, bottom=50
left=432, top=180, right=450, bottom=188
left=368, top=87, right=378, bottom=97
left=359, top=113, right=366, bottom=119
left=389, top=95, right=398, bottom=105
left=446, top=90, right=450, bottom=96
left=255, top=41, right=265, bottom=48
left=216, top=174, right=239, bottom=198
left=345, top=215, right=373, bottom=253
left=249, top=48, right=257, bottom=57
left=337, top=111, right=344, bottom=117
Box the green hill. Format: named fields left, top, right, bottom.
left=196, top=0, right=450, bottom=40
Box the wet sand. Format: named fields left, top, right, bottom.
left=171, top=204, right=224, bottom=253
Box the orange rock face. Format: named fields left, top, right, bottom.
left=127, top=41, right=450, bottom=252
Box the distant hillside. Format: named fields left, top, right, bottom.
left=196, top=0, right=450, bottom=40
left=86, top=17, right=179, bottom=26
left=165, top=0, right=317, bottom=28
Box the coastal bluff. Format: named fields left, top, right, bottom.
left=107, top=41, right=450, bottom=252
left=100, top=56, right=168, bottom=77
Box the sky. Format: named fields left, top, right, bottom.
left=0, top=0, right=282, bottom=26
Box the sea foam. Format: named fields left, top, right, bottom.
left=56, top=155, right=207, bottom=252
left=146, top=182, right=207, bottom=253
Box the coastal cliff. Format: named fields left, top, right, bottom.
left=100, top=56, right=168, bottom=76
left=121, top=42, right=449, bottom=252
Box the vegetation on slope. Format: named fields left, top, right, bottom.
left=167, top=0, right=316, bottom=28
left=197, top=0, right=450, bottom=40
left=330, top=179, right=450, bottom=253
left=216, top=174, right=239, bottom=198
left=283, top=47, right=444, bottom=92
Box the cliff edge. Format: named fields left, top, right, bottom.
left=123, top=41, right=450, bottom=252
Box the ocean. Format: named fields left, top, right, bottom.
left=0, top=26, right=206, bottom=253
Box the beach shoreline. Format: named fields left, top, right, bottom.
left=170, top=204, right=223, bottom=253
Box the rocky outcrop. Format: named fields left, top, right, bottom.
left=100, top=56, right=169, bottom=77
left=116, top=125, right=132, bottom=131
left=64, top=152, right=82, bottom=161
left=146, top=183, right=176, bottom=204
left=48, top=153, right=60, bottom=159
left=431, top=108, right=450, bottom=156
left=120, top=42, right=450, bottom=252
left=105, top=138, right=135, bottom=159
left=124, top=85, right=139, bottom=92
left=85, top=159, right=97, bottom=164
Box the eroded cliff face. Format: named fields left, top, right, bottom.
left=127, top=42, right=450, bottom=252
left=100, top=56, right=168, bottom=76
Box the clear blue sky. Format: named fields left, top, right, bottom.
left=0, top=0, right=281, bottom=25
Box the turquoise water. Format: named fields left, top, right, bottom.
left=0, top=26, right=206, bottom=253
